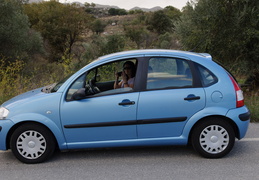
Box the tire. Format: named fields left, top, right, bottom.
left=10, top=123, right=56, bottom=164
left=191, top=118, right=235, bottom=158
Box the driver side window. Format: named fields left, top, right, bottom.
left=66, top=59, right=137, bottom=101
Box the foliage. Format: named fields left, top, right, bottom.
left=23, top=1, right=94, bottom=62
left=146, top=10, right=173, bottom=34
left=244, top=91, right=259, bottom=122
left=0, top=55, right=72, bottom=104
left=83, top=34, right=125, bottom=63
left=0, top=57, right=27, bottom=102
left=90, top=19, right=107, bottom=34
left=124, top=24, right=149, bottom=48
left=84, top=2, right=96, bottom=14
left=105, top=35, right=126, bottom=54
left=128, top=9, right=144, bottom=14
left=146, top=7, right=181, bottom=35
left=156, top=32, right=179, bottom=49
left=122, top=14, right=153, bottom=49
left=108, top=8, right=128, bottom=16
left=175, top=0, right=259, bottom=75
left=164, top=6, right=182, bottom=21
left=0, top=0, right=43, bottom=60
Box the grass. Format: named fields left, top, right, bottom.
left=244, top=91, right=259, bottom=122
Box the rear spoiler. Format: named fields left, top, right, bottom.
left=199, top=53, right=212, bottom=60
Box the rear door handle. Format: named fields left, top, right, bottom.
left=119, top=101, right=135, bottom=106
left=184, top=95, right=200, bottom=101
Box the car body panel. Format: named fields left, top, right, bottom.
left=137, top=88, right=205, bottom=138
left=1, top=91, right=67, bottom=150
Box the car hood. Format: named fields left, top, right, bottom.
left=2, top=87, right=46, bottom=109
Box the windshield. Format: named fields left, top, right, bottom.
left=51, top=74, right=73, bottom=93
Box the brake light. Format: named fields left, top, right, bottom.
left=229, top=75, right=244, bottom=108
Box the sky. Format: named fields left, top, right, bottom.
left=59, top=0, right=190, bottom=10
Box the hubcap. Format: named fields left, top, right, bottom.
left=199, top=125, right=229, bottom=154
left=16, top=130, right=47, bottom=159
left=28, top=141, right=36, bottom=148
left=210, top=136, right=218, bottom=143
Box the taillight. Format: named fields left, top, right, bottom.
left=229, top=75, right=244, bottom=108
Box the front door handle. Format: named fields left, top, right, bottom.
left=184, top=95, right=200, bottom=101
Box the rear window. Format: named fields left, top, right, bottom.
left=197, top=64, right=218, bottom=87
left=146, top=57, right=193, bottom=89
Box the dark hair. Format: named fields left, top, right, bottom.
left=123, top=61, right=136, bottom=77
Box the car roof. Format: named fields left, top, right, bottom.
left=81, top=49, right=213, bottom=74
left=95, top=49, right=212, bottom=64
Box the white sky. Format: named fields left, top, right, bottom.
left=59, top=0, right=190, bottom=10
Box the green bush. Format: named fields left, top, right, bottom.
left=0, top=58, right=26, bottom=102
left=0, top=56, right=72, bottom=105
left=244, top=91, right=259, bottom=122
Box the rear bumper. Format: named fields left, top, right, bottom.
left=239, top=111, right=251, bottom=121
left=226, top=106, right=250, bottom=139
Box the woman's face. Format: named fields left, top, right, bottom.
left=123, top=65, right=132, bottom=76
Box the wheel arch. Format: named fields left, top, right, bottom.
left=6, top=121, right=62, bottom=150
left=187, top=115, right=240, bottom=145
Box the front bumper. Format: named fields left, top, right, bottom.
left=0, top=119, right=15, bottom=150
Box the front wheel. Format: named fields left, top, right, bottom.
left=10, top=123, right=56, bottom=164
left=191, top=118, right=235, bottom=158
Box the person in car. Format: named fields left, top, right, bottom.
left=114, top=61, right=136, bottom=89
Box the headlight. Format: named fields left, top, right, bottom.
left=0, top=107, right=9, bottom=119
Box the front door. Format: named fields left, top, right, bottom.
left=61, top=92, right=139, bottom=149
left=60, top=59, right=139, bottom=149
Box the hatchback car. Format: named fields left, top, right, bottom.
left=0, top=49, right=250, bottom=163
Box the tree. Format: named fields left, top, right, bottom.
left=156, top=32, right=180, bottom=49
left=164, top=6, right=182, bottom=20
left=90, top=19, right=107, bottom=34
left=175, top=0, right=259, bottom=78
left=146, top=10, right=172, bottom=34
left=82, top=34, right=125, bottom=63
left=124, top=24, right=149, bottom=49
left=108, top=8, right=127, bottom=16
left=84, top=2, right=96, bottom=14
left=24, top=1, right=94, bottom=62
left=0, top=0, right=43, bottom=60
left=104, top=34, right=125, bottom=54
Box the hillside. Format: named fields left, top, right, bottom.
left=28, top=0, right=163, bottom=12
left=100, top=15, right=137, bottom=36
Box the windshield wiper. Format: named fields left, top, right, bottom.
left=41, top=83, right=57, bottom=93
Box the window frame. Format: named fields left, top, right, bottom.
left=141, top=56, right=202, bottom=91
left=195, top=63, right=218, bottom=87
left=65, top=58, right=142, bottom=101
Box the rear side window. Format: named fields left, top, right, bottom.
left=197, top=64, right=218, bottom=87
left=146, top=57, right=193, bottom=89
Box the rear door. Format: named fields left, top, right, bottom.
left=137, top=57, right=206, bottom=138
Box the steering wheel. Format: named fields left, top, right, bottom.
left=89, top=79, right=101, bottom=94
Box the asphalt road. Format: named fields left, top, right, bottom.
left=0, top=123, right=258, bottom=180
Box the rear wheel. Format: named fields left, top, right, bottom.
left=191, top=118, right=235, bottom=158
left=10, top=123, right=56, bottom=164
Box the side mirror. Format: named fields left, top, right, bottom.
left=71, top=88, right=86, bottom=100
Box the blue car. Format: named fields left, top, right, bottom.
left=0, top=49, right=250, bottom=163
